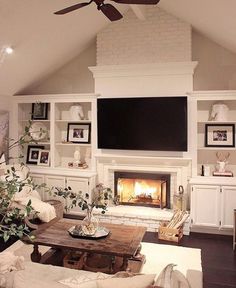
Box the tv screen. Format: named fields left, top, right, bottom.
left=97, top=97, right=188, bottom=151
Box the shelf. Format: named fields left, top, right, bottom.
left=198, top=147, right=236, bottom=150
left=198, top=121, right=236, bottom=125
left=28, top=142, right=51, bottom=145
left=20, top=120, right=50, bottom=123
left=55, top=120, right=91, bottom=123
left=56, top=142, right=91, bottom=147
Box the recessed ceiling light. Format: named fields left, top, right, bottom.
left=4, top=46, right=13, bottom=54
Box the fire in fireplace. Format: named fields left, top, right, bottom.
left=114, top=171, right=170, bottom=209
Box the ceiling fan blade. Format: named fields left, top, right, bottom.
left=100, top=3, right=123, bottom=21
left=111, top=0, right=160, bottom=4
left=54, top=2, right=91, bottom=15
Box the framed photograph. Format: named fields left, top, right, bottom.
left=37, top=150, right=50, bottom=166
left=26, top=145, right=45, bottom=164
left=31, top=103, right=48, bottom=120
left=205, top=124, right=235, bottom=147
left=67, top=123, right=91, bottom=143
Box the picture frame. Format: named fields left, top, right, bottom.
left=26, top=145, right=45, bottom=164
left=37, top=150, right=50, bottom=166
left=31, top=103, right=48, bottom=120
left=67, top=123, right=91, bottom=144
left=205, top=124, right=235, bottom=147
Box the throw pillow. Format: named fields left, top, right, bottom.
left=154, top=264, right=191, bottom=288
left=96, top=274, right=155, bottom=288
left=58, top=272, right=111, bottom=288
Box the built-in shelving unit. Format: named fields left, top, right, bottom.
left=12, top=94, right=98, bottom=201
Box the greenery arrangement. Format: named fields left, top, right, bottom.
left=0, top=121, right=46, bottom=243
left=54, top=183, right=113, bottom=214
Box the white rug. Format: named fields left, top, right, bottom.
left=5, top=240, right=202, bottom=288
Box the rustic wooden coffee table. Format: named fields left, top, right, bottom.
left=24, top=218, right=146, bottom=273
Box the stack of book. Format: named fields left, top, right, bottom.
left=213, top=171, right=233, bottom=177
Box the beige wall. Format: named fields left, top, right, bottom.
left=0, top=95, right=10, bottom=111
left=22, top=28, right=236, bottom=95
left=23, top=42, right=96, bottom=95
left=193, top=30, right=236, bottom=90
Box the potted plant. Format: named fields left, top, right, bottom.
left=54, top=183, right=113, bottom=236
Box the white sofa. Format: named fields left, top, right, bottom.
left=1, top=241, right=202, bottom=288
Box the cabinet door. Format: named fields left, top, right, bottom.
left=221, top=186, right=236, bottom=229
left=45, top=175, right=66, bottom=203
left=30, top=173, right=46, bottom=200
left=191, top=185, right=221, bottom=227
left=66, top=177, right=89, bottom=212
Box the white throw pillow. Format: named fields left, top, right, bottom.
left=58, top=272, right=111, bottom=288
left=96, top=274, right=155, bottom=288
left=154, top=264, right=191, bottom=288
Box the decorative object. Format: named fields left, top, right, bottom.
left=68, top=225, right=109, bottom=239
left=213, top=152, right=233, bottom=177
left=73, top=146, right=81, bottom=165
left=205, top=124, right=235, bottom=147
left=210, top=103, right=229, bottom=121
left=173, top=185, right=187, bottom=211
left=29, top=122, right=48, bottom=141
left=54, top=183, right=112, bottom=236
left=26, top=145, right=44, bottom=164
left=67, top=123, right=91, bottom=143
left=37, top=150, right=50, bottom=166
left=31, top=103, right=48, bottom=120
left=69, top=103, right=84, bottom=121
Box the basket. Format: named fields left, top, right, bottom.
left=158, top=221, right=183, bottom=243
left=63, top=251, right=85, bottom=269
left=44, top=199, right=64, bottom=219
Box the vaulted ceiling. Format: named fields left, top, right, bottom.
left=0, top=0, right=236, bottom=96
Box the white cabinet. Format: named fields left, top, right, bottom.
left=191, top=184, right=236, bottom=230
left=191, top=185, right=221, bottom=227
left=221, top=186, right=236, bottom=228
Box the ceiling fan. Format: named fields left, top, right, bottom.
left=54, top=0, right=161, bottom=22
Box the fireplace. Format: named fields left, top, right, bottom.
left=114, top=171, right=171, bottom=209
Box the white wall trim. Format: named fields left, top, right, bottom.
left=89, top=62, right=198, bottom=78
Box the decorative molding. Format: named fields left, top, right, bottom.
left=89, top=62, right=198, bottom=78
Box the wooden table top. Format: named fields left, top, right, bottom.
left=26, top=218, right=146, bottom=258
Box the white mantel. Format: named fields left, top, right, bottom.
left=89, top=61, right=198, bottom=97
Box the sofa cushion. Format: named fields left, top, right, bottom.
left=154, top=264, right=190, bottom=288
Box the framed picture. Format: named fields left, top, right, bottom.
left=67, top=123, right=91, bottom=143
left=26, top=145, right=45, bottom=164
left=37, top=150, right=50, bottom=166
left=205, top=124, right=235, bottom=147
left=31, top=103, right=48, bottom=120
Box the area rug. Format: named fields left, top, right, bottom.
left=4, top=240, right=202, bottom=288
left=141, top=242, right=202, bottom=288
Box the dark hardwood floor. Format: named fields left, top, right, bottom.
left=143, top=232, right=236, bottom=288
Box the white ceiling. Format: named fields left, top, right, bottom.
left=0, top=0, right=236, bottom=96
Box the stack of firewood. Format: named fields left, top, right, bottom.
left=165, top=210, right=189, bottom=230
left=158, top=210, right=189, bottom=242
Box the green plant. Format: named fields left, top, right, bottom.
left=0, top=121, right=46, bottom=242
left=54, top=183, right=113, bottom=214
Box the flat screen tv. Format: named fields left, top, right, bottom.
left=97, top=96, right=188, bottom=151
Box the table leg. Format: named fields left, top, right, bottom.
left=121, top=256, right=129, bottom=271
left=31, top=244, right=42, bottom=262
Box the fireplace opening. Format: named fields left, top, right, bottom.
left=114, top=171, right=171, bottom=209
